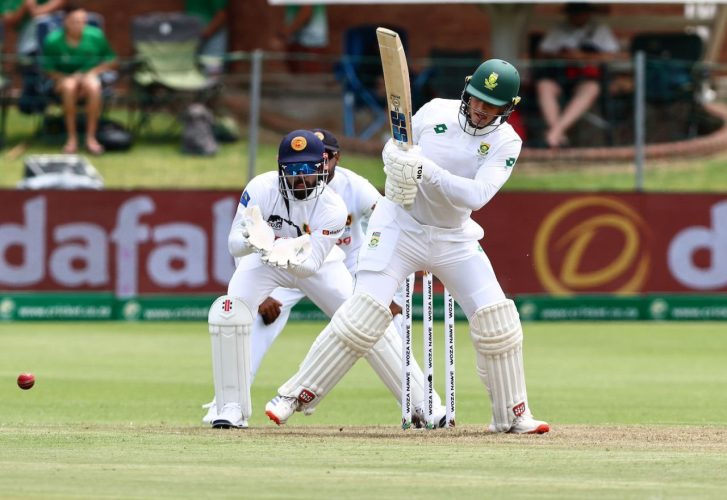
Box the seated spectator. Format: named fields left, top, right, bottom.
left=1, top=0, right=66, bottom=57
left=535, top=2, right=620, bottom=148
left=41, top=4, right=117, bottom=155
left=184, top=0, right=228, bottom=75
left=274, top=4, right=329, bottom=73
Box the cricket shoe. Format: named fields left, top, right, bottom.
left=489, top=416, right=550, bottom=434
left=412, top=404, right=449, bottom=429
left=201, top=399, right=217, bottom=425
left=211, top=403, right=248, bottom=429
left=265, top=395, right=300, bottom=425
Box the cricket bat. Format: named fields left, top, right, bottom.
left=376, top=27, right=413, bottom=150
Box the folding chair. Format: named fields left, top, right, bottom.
left=630, top=33, right=704, bottom=140
left=335, top=24, right=410, bottom=140
left=130, top=13, right=219, bottom=133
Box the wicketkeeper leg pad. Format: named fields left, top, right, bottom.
left=278, top=293, right=392, bottom=408
left=209, top=296, right=254, bottom=420
left=469, top=299, right=531, bottom=432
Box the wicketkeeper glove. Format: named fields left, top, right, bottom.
left=382, top=139, right=441, bottom=185
left=241, top=205, right=275, bottom=255
left=261, top=234, right=312, bottom=269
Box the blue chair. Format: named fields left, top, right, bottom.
left=415, top=48, right=483, bottom=100
left=630, top=33, right=704, bottom=140
left=335, top=24, right=409, bottom=140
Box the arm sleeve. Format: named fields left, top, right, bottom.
left=288, top=203, right=347, bottom=278
left=592, top=25, right=620, bottom=53
left=426, top=139, right=521, bottom=211
left=412, top=100, right=435, bottom=144
left=287, top=234, right=338, bottom=279
left=97, top=31, right=117, bottom=62
left=538, top=28, right=566, bottom=54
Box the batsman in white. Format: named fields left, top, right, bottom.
left=208, top=129, right=444, bottom=429
left=266, top=59, right=549, bottom=434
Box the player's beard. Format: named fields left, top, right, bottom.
left=291, top=179, right=313, bottom=200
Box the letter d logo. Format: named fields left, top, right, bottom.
left=668, top=200, right=727, bottom=289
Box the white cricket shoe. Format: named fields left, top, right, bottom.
left=201, top=399, right=217, bottom=424
left=489, top=416, right=550, bottom=434
left=412, top=404, right=449, bottom=429
left=211, top=403, right=248, bottom=429
left=265, top=395, right=299, bottom=425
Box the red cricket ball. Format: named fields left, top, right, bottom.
left=17, top=372, right=35, bottom=390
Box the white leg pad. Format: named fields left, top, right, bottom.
left=469, top=299, right=530, bottom=432
left=278, top=293, right=391, bottom=407
left=209, top=296, right=253, bottom=420
left=364, top=322, right=442, bottom=412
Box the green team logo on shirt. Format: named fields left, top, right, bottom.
left=433, top=124, right=447, bottom=134
left=368, top=231, right=381, bottom=248
left=478, top=143, right=490, bottom=156
left=505, top=157, right=516, bottom=168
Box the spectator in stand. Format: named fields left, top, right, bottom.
left=274, top=4, right=328, bottom=73
left=184, top=0, right=228, bottom=75
left=1, top=0, right=66, bottom=57
left=535, top=2, right=620, bottom=148
left=41, top=4, right=117, bottom=155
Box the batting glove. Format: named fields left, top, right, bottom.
left=241, top=205, right=275, bottom=255
left=382, top=139, right=440, bottom=185
left=261, top=234, right=312, bottom=269
left=385, top=176, right=418, bottom=208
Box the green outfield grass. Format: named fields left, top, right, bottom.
left=1, top=321, right=726, bottom=498
left=3, top=108, right=727, bottom=191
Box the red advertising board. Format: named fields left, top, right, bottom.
left=0, top=191, right=237, bottom=297
left=481, top=193, right=727, bottom=295
left=1, top=190, right=726, bottom=296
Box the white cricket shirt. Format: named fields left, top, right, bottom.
left=229, top=171, right=347, bottom=275
left=327, top=166, right=381, bottom=274
left=410, top=98, right=522, bottom=229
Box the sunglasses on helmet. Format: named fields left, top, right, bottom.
left=281, top=162, right=321, bottom=176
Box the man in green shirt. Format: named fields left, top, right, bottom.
left=42, top=5, right=116, bottom=155
left=184, top=0, right=228, bottom=75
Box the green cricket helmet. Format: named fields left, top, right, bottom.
left=459, top=59, right=522, bottom=136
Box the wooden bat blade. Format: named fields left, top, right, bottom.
left=376, top=27, right=413, bottom=149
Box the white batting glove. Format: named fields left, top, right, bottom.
left=261, top=234, right=312, bottom=269
left=241, top=205, right=275, bottom=255
left=385, top=176, right=418, bottom=208
left=382, top=139, right=440, bottom=185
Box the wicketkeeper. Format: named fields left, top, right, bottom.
left=266, top=60, right=549, bottom=434
left=208, top=129, right=444, bottom=428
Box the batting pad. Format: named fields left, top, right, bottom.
left=469, top=299, right=530, bottom=432
left=279, top=293, right=392, bottom=407
left=209, top=296, right=253, bottom=420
